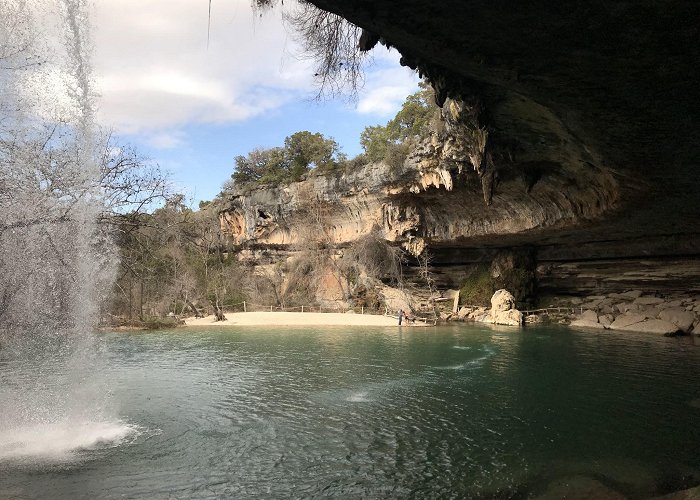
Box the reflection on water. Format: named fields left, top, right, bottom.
left=1, top=325, right=699, bottom=498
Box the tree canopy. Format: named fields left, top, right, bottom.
left=230, top=131, right=343, bottom=188
left=360, top=82, right=437, bottom=163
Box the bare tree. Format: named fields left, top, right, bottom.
left=341, top=230, right=405, bottom=285
left=250, top=0, right=368, bottom=99
left=417, top=250, right=438, bottom=318
left=97, top=132, right=172, bottom=227
left=284, top=3, right=367, bottom=99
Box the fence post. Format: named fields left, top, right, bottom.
left=243, top=301, right=246, bottom=313
left=361, top=306, right=364, bottom=315
left=301, top=305, right=304, bottom=313
left=270, top=305, right=273, bottom=312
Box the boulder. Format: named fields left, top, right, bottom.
left=659, top=308, right=696, bottom=333
left=570, top=319, right=605, bottom=329
left=615, top=302, right=636, bottom=314
left=491, top=289, right=516, bottom=313
left=472, top=311, right=490, bottom=322
left=457, top=306, right=471, bottom=319
left=633, top=296, right=665, bottom=306
left=492, top=308, right=524, bottom=326
left=468, top=307, right=489, bottom=322
left=610, top=313, right=647, bottom=330
left=525, top=314, right=542, bottom=324
left=613, top=318, right=681, bottom=336
left=569, top=309, right=605, bottom=328
left=599, top=314, right=614, bottom=328
left=482, top=289, right=524, bottom=326
left=619, top=290, right=643, bottom=299
left=582, top=300, right=603, bottom=310
left=599, top=304, right=615, bottom=315
left=578, top=310, right=599, bottom=323
left=634, top=319, right=682, bottom=336
left=660, top=299, right=684, bottom=309
left=639, top=306, right=662, bottom=319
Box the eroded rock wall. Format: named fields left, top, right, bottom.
left=220, top=97, right=618, bottom=256
left=300, top=0, right=700, bottom=262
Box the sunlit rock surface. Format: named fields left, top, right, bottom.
left=219, top=100, right=618, bottom=257
left=485, top=289, right=523, bottom=327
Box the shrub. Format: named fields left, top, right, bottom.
left=143, top=316, right=181, bottom=330
left=459, top=265, right=493, bottom=306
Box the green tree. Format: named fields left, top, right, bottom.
left=284, top=131, right=342, bottom=178
left=232, top=147, right=288, bottom=186
left=359, top=82, right=437, bottom=163
left=230, top=131, right=344, bottom=188
left=109, top=195, right=247, bottom=324
left=388, top=84, right=435, bottom=140
left=359, top=125, right=393, bottom=163
left=111, top=194, right=198, bottom=322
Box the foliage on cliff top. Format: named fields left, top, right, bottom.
left=222, top=82, right=439, bottom=195
left=226, top=131, right=344, bottom=191
left=359, top=82, right=438, bottom=165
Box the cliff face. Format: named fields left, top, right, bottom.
left=221, top=0, right=700, bottom=297
left=219, top=88, right=699, bottom=296
left=220, top=156, right=615, bottom=251
left=220, top=100, right=618, bottom=257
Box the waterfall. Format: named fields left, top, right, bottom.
left=0, top=0, right=134, bottom=463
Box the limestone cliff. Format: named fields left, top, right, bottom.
left=222, top=0, right=700, bottom=299
left=220, top=99, right=618, bottom=258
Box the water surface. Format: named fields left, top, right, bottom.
left=1, top=324, right=700, bottom=498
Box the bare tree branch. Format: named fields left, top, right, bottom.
left=284, top=3, right=367, bottom=100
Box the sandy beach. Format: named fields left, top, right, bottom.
left=184, top=311, right=422, bottom=327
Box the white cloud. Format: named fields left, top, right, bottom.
left=146, top=130, right=186, bottom=149
left=357, top=52, right=420, bottom=117
left=92, top=0, right=311, bottom=137
left=91, top=0, right=419, bottom=147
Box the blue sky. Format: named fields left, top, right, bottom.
left=92, top=0, right=419, bottom=204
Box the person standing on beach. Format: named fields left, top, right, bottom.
left=398, top=309, right=404, bottom=325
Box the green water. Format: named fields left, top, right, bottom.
left=1, top=324, right=700, bottom=498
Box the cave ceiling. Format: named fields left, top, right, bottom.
left=304, top=0, right=700, bottom=248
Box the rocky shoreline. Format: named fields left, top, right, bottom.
left=452, top=289, right=700, bottom=336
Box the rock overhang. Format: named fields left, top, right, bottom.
left=300, top=0, right=700, bottom=242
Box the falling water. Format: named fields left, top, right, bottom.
left=0, top=0, right=135, bottom=463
